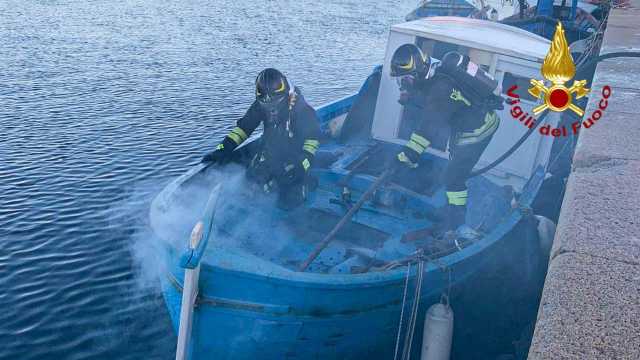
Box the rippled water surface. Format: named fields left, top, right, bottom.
left=0, top=1, right=414, bottom=358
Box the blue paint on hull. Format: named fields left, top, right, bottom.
left=152, top=72, right=546, bottom=359
left=158, top=209, right=539, bottom=359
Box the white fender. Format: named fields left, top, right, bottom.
left=421, top=303, right=454, bottom=360
left=535, top=215, right=556, bottom=259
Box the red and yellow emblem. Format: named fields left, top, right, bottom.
left=528, top=22, right=590, bottom=116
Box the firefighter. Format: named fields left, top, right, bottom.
left=202, top=68, right=321, bottom=209
left=390, top=44, right=502, bottom=235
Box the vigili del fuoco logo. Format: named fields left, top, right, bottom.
left=506, top=22, right=612, bottom=137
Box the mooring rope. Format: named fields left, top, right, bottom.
left=393, top=262, right=412, bottom=360
left=393, top=252, right=451, bottom=360
left=401, top=260, right=425, bottom=360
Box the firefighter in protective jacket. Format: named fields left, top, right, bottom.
left=390, top=44, right=503, bottom=233
left=202, top=68, right=321, bottom=209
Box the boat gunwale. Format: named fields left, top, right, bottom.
left=151, top=159, right=544, bottom=289
left=150, top=91, right=545, bottom=289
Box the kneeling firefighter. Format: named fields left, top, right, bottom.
left=202, top=68, right=321, bottom=209
left=390, top=44, right=504, bottom=234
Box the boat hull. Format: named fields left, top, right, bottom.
left=162, top=276, right=419, bottom=359
left=154, top=75, right=548, bottom=358
left=159, top=213, right=542, bottom=360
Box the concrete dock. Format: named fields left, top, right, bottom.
left=528, top=1, right=640, bottom=359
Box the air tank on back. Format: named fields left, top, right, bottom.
left=438, top=51, right=504, bottom=110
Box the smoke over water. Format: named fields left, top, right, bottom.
left=106, top=179, right=174, bottom=293
left=118, top=164, right=298, bottom=291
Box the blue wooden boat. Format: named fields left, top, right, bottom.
left=151, top=17, right=563, bottom=359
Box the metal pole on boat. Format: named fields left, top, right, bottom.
left=298, top=168, right=393, bottom=272
left=175, top=221, right=204, bottom=360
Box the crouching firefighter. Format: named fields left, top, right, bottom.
left=389, top=44, right=504, bottom=235
left=202, top=68, right=321, bottom=209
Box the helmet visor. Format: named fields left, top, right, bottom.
left=257, top=92, right=287, bottom=113
left=396, top=74, right=417, bottom=91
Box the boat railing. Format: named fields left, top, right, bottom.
left=175, top=184, right=221, bottom=360
left=315, top=94, right=356, bottom=123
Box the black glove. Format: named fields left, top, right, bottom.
left=279, top=160, right=308, bottom=186
left=202, top=149, right=225, bottom=164
left=394, top=147, right=420, bottom=169
left=202, top=138, right=236, bottom=164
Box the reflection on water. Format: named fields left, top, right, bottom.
left=0, top=0, right=412, bottom=358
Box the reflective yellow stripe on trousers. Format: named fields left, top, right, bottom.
left=446, top=190, right=468, bottom=206
left=406, top=132, right=430, bottom=154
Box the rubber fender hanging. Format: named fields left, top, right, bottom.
left=535, top=215, right=556, bottom=260
left=421, top=303, right=454, bottom=360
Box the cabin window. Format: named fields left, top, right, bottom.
left=416, top=38, right=470, bottom=60
left=501, top=72, right=538, bottom=102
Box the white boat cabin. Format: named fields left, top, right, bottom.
left=372, top=16, right=556, bottom=191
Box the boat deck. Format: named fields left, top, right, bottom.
left=156, top=143, right=513, bottom=275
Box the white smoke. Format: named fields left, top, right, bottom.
left=120, top=163, right=299, bottom=292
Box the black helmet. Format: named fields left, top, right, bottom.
left=390, top=44, right=429, bottom=78
left=255, top=68, right=290, bottom=113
